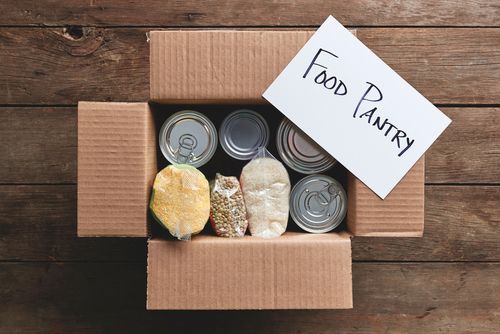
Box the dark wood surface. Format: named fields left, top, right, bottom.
left=1, top=28, right=499, bottom=104
left=0, top=2, right=498, bottom=333
left=1, top=0, right=499, bottom=27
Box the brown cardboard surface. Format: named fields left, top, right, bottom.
left=150, top=29, right=357, bottom=103
left=149, top=30, right=315, bottom=103
left=77, top=102, right=157, bottom=237
left=347, top=157, right=425, bottom=237
left=147, top=232, right=352, bottom=310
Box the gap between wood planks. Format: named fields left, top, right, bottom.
left=1, top=104, right=500, bottom=107
left=1, top=183, right=498, bottom=186
left=2, top=25, right=500, bottom=28
left=1, top=259, right=498, bottom=264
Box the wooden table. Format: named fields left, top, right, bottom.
left=1, top=1, right=499, bottom=333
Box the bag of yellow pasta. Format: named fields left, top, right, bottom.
left=150, top=164, right=210, bottom=240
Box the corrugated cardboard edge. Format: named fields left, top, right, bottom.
left=77, top=102, right=157, bottom=237
left=149, top=29, right=356, bottom=104
left=347, top=157, right=425, bottom=237
left=146, top=232, right=353, bottom=310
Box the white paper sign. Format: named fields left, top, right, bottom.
left=263, top=16, right=451, bottom=199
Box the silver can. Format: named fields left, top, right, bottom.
left=276, top=118, right=336, bottom=174
left=219, top=109, right=270, bottom=160
left=159, top=110, right=218, bottom=168
left=290, top=175, right=347, bottom=233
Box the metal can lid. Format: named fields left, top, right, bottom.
left=159, top=110, right=218, bottom=168
left=219, top=109, right=270, bottom=160
left=276, top=118, right=336, bottom=174
left=290, top=175, right=347, bottom=233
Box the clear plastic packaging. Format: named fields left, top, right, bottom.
left=240, top=148, right=291, bottom=238
left=149, top=164, right=210, bottom=240
left=209, top=173, right=248, bottom=237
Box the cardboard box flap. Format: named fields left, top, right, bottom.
left=147, top=232, right=352, bottom=310
left=347, top=157, right=425, bottom=237
left=150, top=29, right=357, bottom=103
left=149, top=30, right=316, bottom=103
left=77, top=102, right=157, bottom=237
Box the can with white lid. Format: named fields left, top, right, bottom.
left=159, top=110, right=218, bottom=168
left=219, top=109, right=270, bottom=160
left=290, top=174, right=347, bottom=233
left=276, top=118, right=336, bottom=174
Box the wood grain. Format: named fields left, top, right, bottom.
left=0, top=28, right=148, bottom=104
left=0, top=262, right=498, bottom=333
left=353, top=185, right=500, bottom=261
left=426, top=108, right=500, bottom=184
left=0, top=28, right=499, bottom=105
left=1, top=185, right=498, bottom=262
left=356, top=28, right=500, bottom=105
left=1, top=107, right=498, bottom=184
left=1, top=1, right=499, bottom=27
left=0, top=108, right=76, bottom=184
left=0, top=185, right=145, bottom=262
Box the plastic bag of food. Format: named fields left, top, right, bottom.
left=240, top=148, right=291, bottom=238
left=209, top=173, right=248, bottom=237
left=150, top=164, right=210, bottom=240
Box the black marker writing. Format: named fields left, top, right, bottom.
left=303, top=48, right=347, bottom=96
left=353, top=82, right=383, bottom=118
left=303, top=50, right=416, bottom=158
left=354, top=82, right=415, bottom=157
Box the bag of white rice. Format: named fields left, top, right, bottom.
left=240, top=148, right=290, bottom=238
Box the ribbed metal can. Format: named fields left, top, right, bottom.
left=290, top=174, right=347, bottom=233
left=276, top=118, right=336, bottom=174
left=159, top=110, right=218, bottom=168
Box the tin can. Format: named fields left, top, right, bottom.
left=159, top=110, right=218, bottom=168
left=219, top=109, right=270, bottom=160
left=276, top=118, right=336, bottom=174
left=290, top=175, right=347, bottom=233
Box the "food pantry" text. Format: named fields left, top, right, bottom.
left=302, top=48, right=415, bottom=157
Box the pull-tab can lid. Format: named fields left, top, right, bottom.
left=219, top=109, right=270, bottom=160
left=277, top=118, right=336, bottom=174
left=290, top=174, right=347, bottom=233
left=159, top=110, right=218, bottom=168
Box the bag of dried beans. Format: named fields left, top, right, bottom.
left=209, top=173, right=248, bottom=237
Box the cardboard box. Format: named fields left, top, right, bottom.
left=78, top=30, right=425, bottom=310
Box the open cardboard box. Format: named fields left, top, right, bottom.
left=77, top=30, right=424, bottom=310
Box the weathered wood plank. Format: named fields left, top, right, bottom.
left=0, top=262, right=498, bottom=333
left=1, top=107, right=497, bottom=184
left=426, top=108, right=500, bottom=184
left=0, top=185, right=145, bottom=262
left=0, top=28, right=148, bottom=104
left=0, top=28, right=499, bottom=105
left=1, top=1, right=499, bottom=27
left=356, top=28, right=500, bottom=105
left=352, top=185, right=500, bottom=261
left=0, top=108, right=76, bottom=184
left=1, top=185, right=498, bottom=262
